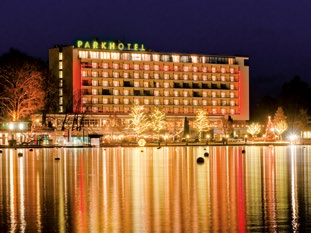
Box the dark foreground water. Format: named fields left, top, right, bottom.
left=0, top=145, right=310, bottom=232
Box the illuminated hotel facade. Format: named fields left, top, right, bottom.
left=48, top=39, right=249, bottom=136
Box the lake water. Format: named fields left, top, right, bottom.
left=0, top=145, right=310, bottom=232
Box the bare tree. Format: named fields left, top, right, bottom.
left=0, top=49, right=45, bottom=121
left=150, top=106, right=166, bottom=140
left=128, top=104, right=150, bottom=141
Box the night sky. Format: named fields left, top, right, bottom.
left=1, top=0, right=311, bottom=100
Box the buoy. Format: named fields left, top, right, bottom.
left=0, top=150, right=2, bottom=153
left=157, top=147, right=161, bottom=149
left=29, top=148, right=33, bottom=152
left=197, top=157, right=204, bottom=164
left=55, top=157, right=60, bottom=160
left=18, top=152, right=23, bottom=157
left=204, top=152, right=209, bottom=157
left=141, top=150, right=144, bottom=152
left=242, top=149, right=245, bottom=154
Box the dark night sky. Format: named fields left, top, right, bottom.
left=1, top=0, right=311, bottom=100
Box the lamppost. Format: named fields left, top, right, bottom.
left=206, top=134, right=210, bottom=145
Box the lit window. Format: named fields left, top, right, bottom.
left=123, top=73, right=129, bottom=78
left=164, top=90, right=169, bottom=96
left=90, top=51, right=99, bottom=59
left=92, top=98, right=98, bottom=104
left=102, top=81, right=108, bottom=87
left=142, top=54, right=151, bottom=61
left=111, top=52, right=120, bottom=60
left=59, top=79, right=63, bottom=87
left=134, top=73, right=139, bottom=79
left=202, top=75, right=207, bottom=81
left=92, top=89, right=98, bottom=95
left=230, top=84, right=235, bottom=90
left=164, top=82, right=169, bottom=88
left=121, top=53, right=129, bottom=60
left=221, top=76, right=226, bottom=81
left=59, top=52, right=63, bottom=60
left=103, top=98, right=108, bottom=104
left=79, top=51, right=88, bottom=59
left=124, top=90, right=129, bottom=96
left=184, top=100, right=189, bottom=105
left=144, top=73, right=149, bottom=79
left=221, top=108, right=226, bottom=114
left=92, top=62, right=98, bottom=68
left=154, top=73, right=159, bottom=79
left=164, top=74, right=169, bottom=79
left=230, top=92, right=235, bottom=98
left=212, top=100, right=217, bottom=106
left=113, top=63, right=119, bottom=69
left=144, top=99, right=149, bottom=105
left=172, top=55, right=180, bottom=63
left=183, top=91, right=188, bottom=97
left=59, top=70, right=63, bottom=78
left=174, top=99, right=179, bottom=105
left=82, top=98, right=87, bottom=104
left=193, top=75, right=198, bottom=81
left=132, top=53, right=142, bottom=61
left=154, top=99, right=159, bottom=105
left=134, top=99, right=139, bottom=104
left=212, top=108, right=217, bottom=114
left=134, top=64, right=140, bottom=70
left=183, top=66, right=189, bottom=72
left=144, top=64, right=149, bottom=70
left=202, top=92, right=207, bottom=97
left=102, top=63, right=109, bottom=69
left=144, top=82, right=149, bottom=87
left=59, top=97, right=63, bottom=104
left=113, top=81, right=119, bottom=87
left=154, top=65, right=159, bottom=71
left=59, top=88, right=63, bottom=96
left=221, top=67, right=226, bottom=73
left=123, top=63, right=129, bottom=69
left=164, top=99, right=169, bottom=105
left=202, top=67, right=207, bottom=72
left=230, top=76, right=235, bottom=82
left=212, top=75, right=217, bottom=81
left=191, top=56, right=198, bottom=63
left=92, top=80, right=98, bottom=86
left=81, top=71, right=87, bottom=77
left=202, top=100, right=207, bottom=105
left=221, top=92, right=226, bottom=97
left=174, top=91, right=179, bottom=97
left=212, top=67, right=216, bottom=73
left=163, top=65, right=169, bottom=71
left=59, top=61, right=63, bottom=69
left=174, top=66, right=179, bottom=71
left=173, top=74, right=179, bottom=80
left=152, top=54, right=160, bottom=61
left=183, top=74, right=188, bottom=80
left=230, top=100, right=235, bottom=106
left=124, top=98, right=129, bottom=104
left=154, top=91, right=159, bottom=96
left=134, top=81, right=139, bottom=87
left=193, top=100, right=198, bottom=105
left=102, top=72, right=109, bottom=78
left=113, top=89, right=119, bottom=95
left=230, top=109, right=235, bottom=114
left=113, top=98, right=119, bottom=104
left=92, top=71, right=98, bottom=77
left=212, top=92, right=216, bottom=97
left=230, top=68, right=235, bottom=73
left=113, top=72, right=119, bottom=78
left=92, top=107, right=98, bottom=113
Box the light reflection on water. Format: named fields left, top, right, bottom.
left=0, top=146, right=310, bottom=232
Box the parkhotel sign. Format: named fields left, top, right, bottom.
left=76, top=40, right=146, bottom=51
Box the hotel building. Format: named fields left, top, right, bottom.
left=48, top=39, right=249, bottom=137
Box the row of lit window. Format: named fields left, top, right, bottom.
left=78, top=51, right=236, bottom=65
left=85, top=62, right=237, bottom=73
left=85, top=105, right=237, bottom=115
left=92, top=80, right=236, bottom=90
left=87, top=88, right=236, bottom=98
left=82, top=71, right=237, bottom=82
left=84, top=97, right=237, bottom=106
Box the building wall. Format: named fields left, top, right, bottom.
left=49, top=41, right=249, bottom=121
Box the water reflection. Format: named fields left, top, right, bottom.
left=0, top=146, right=310, bottom=232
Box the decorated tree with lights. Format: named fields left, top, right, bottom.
left=193, top=109, right=210, bottom=142
left=247, top=122, right=261, bottom=137
left=128, top=104, right=150, bottom=141
left=273, top=107, right=287, bottom=140
left=150, top=106, right=166, bottom=140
